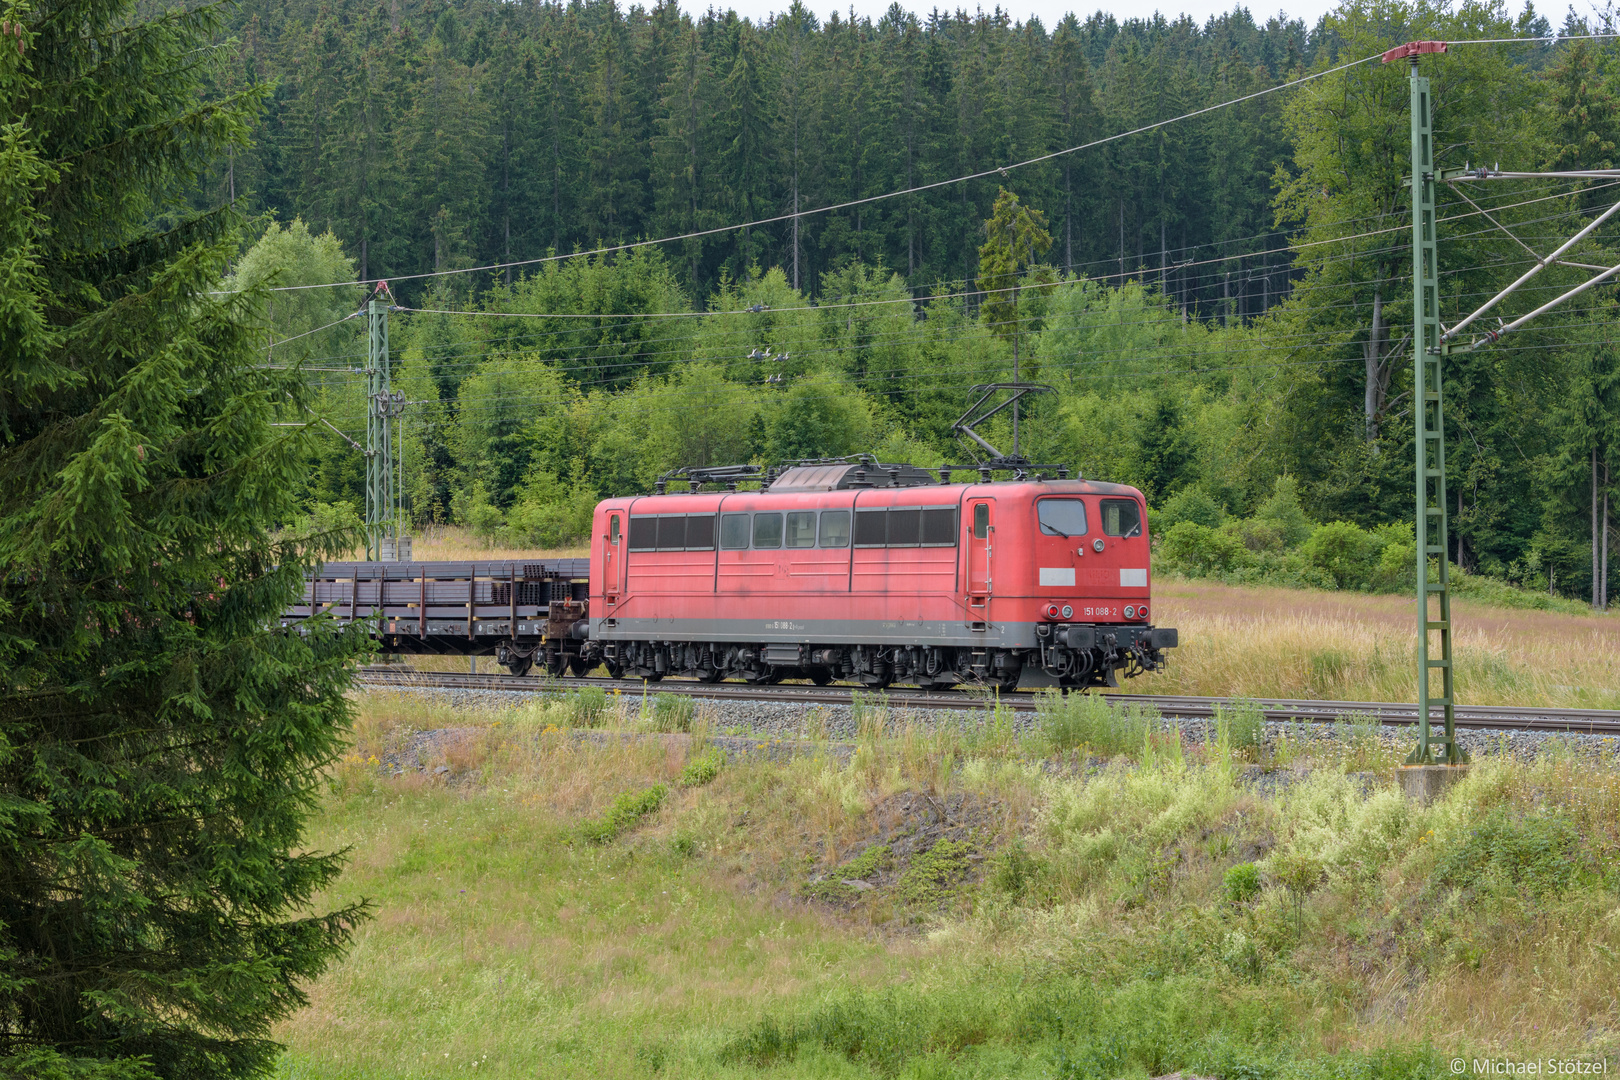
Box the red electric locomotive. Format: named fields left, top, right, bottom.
left=580, top=460, right=1177, bottom=690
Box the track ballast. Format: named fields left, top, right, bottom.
left=356, top=666, right=1620, bottom=735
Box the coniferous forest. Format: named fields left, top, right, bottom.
left=203, top=0, right=1619, bottom=606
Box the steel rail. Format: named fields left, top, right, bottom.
left=356, top=667, right=1620, bottom=735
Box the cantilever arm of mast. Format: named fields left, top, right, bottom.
left=1437, top=168, right=1620, bottom=349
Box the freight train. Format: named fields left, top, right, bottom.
left=287, top=457, right=1178, bottom=691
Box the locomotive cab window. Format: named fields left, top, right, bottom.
left=753, top=512, right=783, bottom=549
left=609, top=516, right=620, bottom=544
left=785, top=511, right=817, bottom=549
left=721, top=513, right=750, bottom=550
left=1101, top=498, right=1142, bottom=537
left=1037, top=498, right=1088, bottom=537
left=818, top=510, right=851, bottom=548
left=972, top=504, right=989, bottom=539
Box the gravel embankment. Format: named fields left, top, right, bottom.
left=363, top=684, right=1620, bottom=766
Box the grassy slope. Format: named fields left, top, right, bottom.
left=277, top=689, right=1620, bottom=1080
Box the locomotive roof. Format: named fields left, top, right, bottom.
left=605, top=476, right=1143, bottom=508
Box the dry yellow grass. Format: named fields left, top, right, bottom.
left=1135, top=580, right=1620, bottom=708
left=338, top=524, right=588, bottom=562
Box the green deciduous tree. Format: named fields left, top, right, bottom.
left=0, top=3, right=370, bottom=1076
left=977, top=187, right=1052, bottom=455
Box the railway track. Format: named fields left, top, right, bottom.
left=356, top=666, right=1620, bottom=735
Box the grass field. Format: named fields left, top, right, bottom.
left=274, top=689, right=1620, bottom=1079
left=1133, top=580, right=1620, bottom=709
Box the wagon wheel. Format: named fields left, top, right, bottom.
left=544, top=647, right=567, bottom=678
left=566, top=655, right=591, bottom=678
left=504, top=653, right=535, bottom=678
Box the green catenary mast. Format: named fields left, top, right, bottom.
left=1388, top=41, right=1466, bottom=767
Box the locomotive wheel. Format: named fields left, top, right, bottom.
left=604, top=659, right=625, bottom=679
left=807, top=668, right=834, bottom=686
left=696, top=667, right=725, bottom=684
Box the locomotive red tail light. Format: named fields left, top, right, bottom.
left=1044, top=603, right=1061, bottom=620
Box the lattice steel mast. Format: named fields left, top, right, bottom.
left=1393, top=43, right=1464, bottom=765
left=1387, top=38, right=1620, bottom=763
left=365, top=286, right=407, bottom=560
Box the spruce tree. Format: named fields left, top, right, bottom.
left=0, top=3, right=370, bottom=1077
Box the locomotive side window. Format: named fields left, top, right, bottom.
left=854, top=510, right=887, bottom=547
left=752, top=512, right=783, bottom=549
left=972, top=503, right=989, bottom=539
left=818, top=510, right=851, bottom=548
left=629, top=516, right=657, bottom=551
left=685, top=514, right=716, bottom=550
left=1101, top=498, right=1143, bottom=537
left=1037, top=498, right=1088, bottom=537
left=720, top=513, right=750, bottom=550
left=887, top=508, right=921, bottom=546
left=921, top=507, right=958, bottom=546
left=785, top=511, right=817, bottom=549
left=656, top=516, right=687, bottom=550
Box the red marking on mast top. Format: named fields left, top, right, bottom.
left=1381, top=40, right=1449, bottom=63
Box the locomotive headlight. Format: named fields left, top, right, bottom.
left=1093, top=538, right=1105, bottom=553
left=1123, top=605, right=1136, bottom=619
left=1061, top=604, right=1073, bottom=619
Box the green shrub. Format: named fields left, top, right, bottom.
left=1159, top=486, right=1225, bottom=530
left=647, top=693, right=695, bottom=733
left=1038, top=691, right=1155, bottom=757
left=989, top=840, right=1046, bottom=902
left=1215, top=701, right=1264, bottom=758
left=577, top=784, right=667, bottom=845
left=567, top=685, right=609, bottom=728
left=1302, top=520, right=1378, bottom=589
left=1223, top=861, right=1261, bottom=903
left=679, top=747, right=723, bottom=786
left=1430, top=807, right=1592, bottom=899
left=1158, top=520, right=1254, bottom=577
left=897, top=840, right=976, bottom=907
left=1252, top=475, right=1315, bottom=548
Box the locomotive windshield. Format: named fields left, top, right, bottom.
left=1037, top=498, right=1088, bottom=538
left=1101, top=498, right=1142, bottom=537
